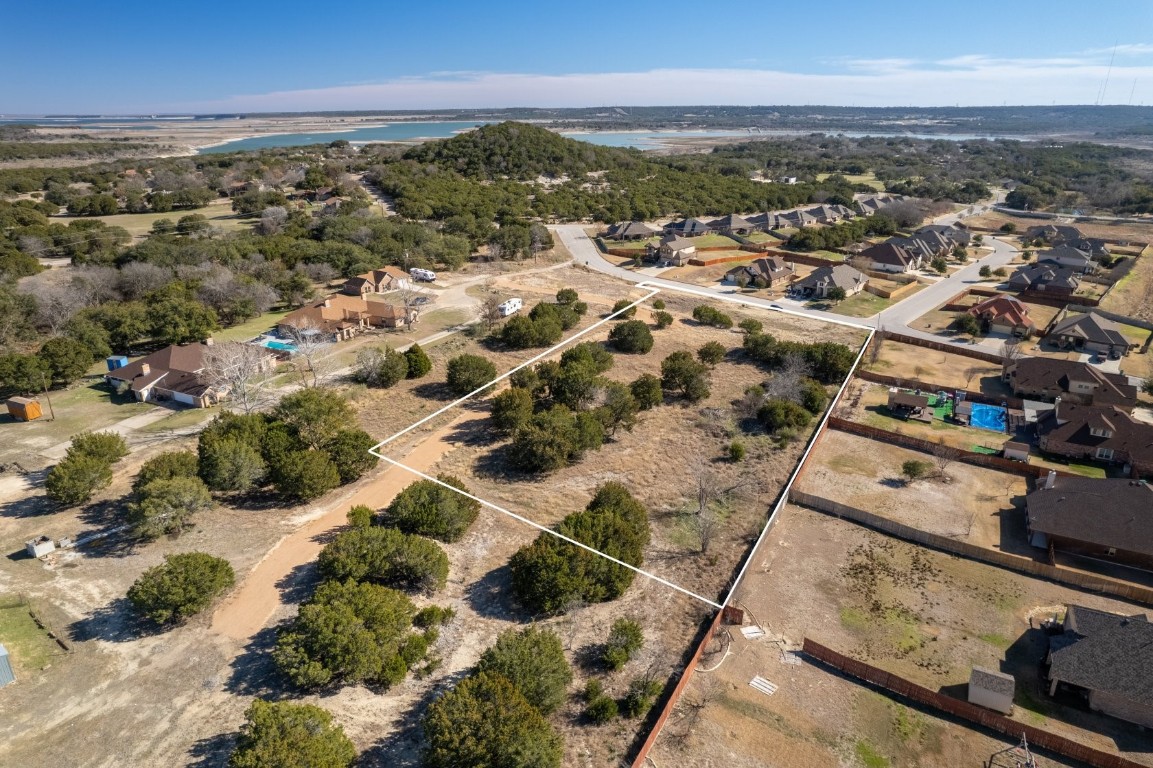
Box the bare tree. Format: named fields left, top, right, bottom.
left=762, top=351, right=811, bottom=404
left=962, top=366, right=983, bottom=389
left=118, top=262, right=172, bottom=300
left=201, top=341, right=276, bottom=414
left=19, top=276, right=87, bottom=334
left=478, top=292, right=504, bottom=331
left=1000, top=339, right=1023, bottom=360
left=257, top=206, right=288, bottom=236
left=868, top=333, right=883, bottom=366
left=394, top=283, right=423, bottom=327
left=932, top=440, right=961, bottom=480
left=282, top=319, right=335, bottom=387
left=689, top=458, right=761, bottom=555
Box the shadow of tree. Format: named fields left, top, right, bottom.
left=68, top=596, right=160, bottom=643
left=225, top=625, right=291, bottom=699
left=464, top=563, right=523, bottom=621
left=410, top=382, right=455, bottom=401
left=359, top=680, right=467, bottom=768
left=186, top=731, right=235, bottom=768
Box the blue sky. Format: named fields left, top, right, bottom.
left=4, top=0, right=1153, bottom=112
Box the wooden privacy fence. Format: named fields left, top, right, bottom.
left=825, top=417, right=1053, bottom=478
left=789, top=490, right=1153, bottom=605
left=853, top=369, right=1025, bottom=409
left=878, top=330, right=1006, bottom=363
left=802, top=638, right=1147, bottom=768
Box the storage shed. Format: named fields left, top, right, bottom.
left=0, top=644, right=14, bottom=687
left=6, top=397, right=42, bottom=422
left=968, top=666, right=1015, bottom=714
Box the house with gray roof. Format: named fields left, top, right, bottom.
left=1038, top=245, right=1097, bottom=274
left=1002, top=357, right=1136, bottom=410
left=1044, top=605, right=1153, bottom=727
left=663, top=218, right=712, bottom=237
left=645, top=234, right=697, bottom=266
left=604, top=221, right=659, bottom=241
left=706, top=214, right=755, bottom=235
left=1047, top=311, right=1136, bottom=358
left=725, top=256, right=795, bottom=288
left=1036, top=401, right=1153, bottom=474
left=916, top=223, right=971, bottom=247
left=1008, top=263, right=1081, bottom=295
left=791, top=264, right=868, bottom=299
left=1026, top=477, right=1153, bottom=568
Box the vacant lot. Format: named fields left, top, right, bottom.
left=862, top=338, right=1009, bottom=396
left=646, top=504, right=1153, bottom=768
left=69, top=198, right=256, bottom=238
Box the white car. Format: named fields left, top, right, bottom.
left=410, top=268, right=437, bottom=282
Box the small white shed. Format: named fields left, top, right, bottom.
left=968, top=666, right=1015, bottom=715
left=25, top=536, right=55, bottom=558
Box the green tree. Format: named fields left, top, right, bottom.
left=560, top=342, right=614, bottom=374
left=381, top=475, right=480, bottom=543
left=507, top=405, right=604, bottom=473
left=273, top=579, right=418, bottom=689
left=660, top=351, right=710, bottom=402
left=273, top=388, right=355, bottom=450
left=651, top=298, right=666, bottom=310
left=692, top=305, right=733, bottom=329
left=477, top=626, right=573, bottom=714
left=598, top=381, right=639, bottom=437
left=446, top=354, right=497, bottom=396
left=133, top=450, right=199, bottom=493
left=697, top=341, right=726, bottom=367
left=127, top=552, right=235, bottom=625
left=271, top=450, right=341, bottom=502
left=129, top=476, right=214, bottom=540
left=728, top=441, right=746, bottom=462
left=622, top=674, right=663, bottom=718
left=602, top=618, right=644, bottom=670
left=491, top=386, right=534, bottom=434
left=198, top=437, right=268, bottom=493
left=556, top=288, right=579, bottom=305
left=318, top=526, right=449, bottom=594
left=404, top=342, right=432, bottom=379
left=354, top=345, right=408, bottom=388
left=323, top=429, right=379, bottom=484
left=826, top=285, right=848, bottom=303
left=930, top=256, right=948, bottom=274
left=901, top=459, right=931, bottom=484
left=800, top=379, right=828, bottom=414
left=757, top=398, right=812, bottom=433
left=347, top=504, right=374, bottom=529
left=45, top=453, right=114, bottom=506
left=630, top=374, right=663, bottom=410
left=999, top=222, right=1017, bottom=233
left=608, top=319, right=654, bottom=353
left=978, top=265, right=992, bottom=278
left=955, top=313, right=982, bottom=336
left=37, top=336, right=93, bottom=385
left=653, top=310, right=673, bottom=329
left=149, top=296, right=220, bottom=346
left=229, top=699, right=357, bottom=768
left=69, top=431, right=129, bottom=462
left=422, top=672, right=563, bottom=768
left=739, top=318, right=763, bottom=335
left=610, top=298, right=637, bottom=318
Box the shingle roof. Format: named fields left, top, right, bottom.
left=1004, top=357, right=1136, bottom=408
left=707, top=214, right=753, bottom=230
left=861, top=241, right=918, bottom=267
left=606, top=221, right=659, bottom=239
left=1008, top=264, right=1081, bottom=291
left=970, top=666, right=1015, bottom=698
left=1049, top=312, right=1131, bottom=348
left=1048, top=605, right=1153, bottom=703
left=108, top=343, right=207, bottom=385
left=794, top=264, right=866, bottom=292
left=967, top=294, right=1035, bottom=329
left=1037, top=401, right=1153, bottom=462
left=664, top=218, right=711, bottom=236
left=1027, top=478, right=1153, bottom=557
left=1039, top=244, right=1093, bottom=266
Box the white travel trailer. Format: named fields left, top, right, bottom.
left=497, top=297, right=523, bottom=317
left=410, top=268, right=437, bottom=282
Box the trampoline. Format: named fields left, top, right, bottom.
left=969, top=403, right=1007, bottom=432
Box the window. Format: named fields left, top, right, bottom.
left=1096, top=447, right=1114, bottom=460
left=1089, top=428, right=1113, bottom=438
left=1107, top=547, right=1117, bottom=557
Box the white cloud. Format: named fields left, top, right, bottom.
left=172, top=56, right=1153, bottom=112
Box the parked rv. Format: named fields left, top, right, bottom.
left=497, top=297, right=523, bottom=317
left=410, top=268, right=437, bottom=282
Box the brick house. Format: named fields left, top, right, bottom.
left=1036, top=401, right=1153, bottom=474
left=1026, top=476, right=1153, bottom=569
left=1002, top=357, right=1136, bottom=410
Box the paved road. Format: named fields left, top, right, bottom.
left=552, top=205, right=1020, bottom=343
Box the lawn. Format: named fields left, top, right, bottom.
left=743, top=231, right=782, bottom=244
left=824, top=291, right=889, bottom=317
left=0, top=598, right=62, bottom=674
left=690, top=233, right=743, bottom=249
left=77, top=199, right=254, bottom=238
left=604, top=237, right=657, bottom=252
left=212, top=308, right=296, bottom=343
left=137, top=407, right=216, bottom=434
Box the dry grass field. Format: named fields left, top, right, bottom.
left=647, top=504, right=1153, bottom=768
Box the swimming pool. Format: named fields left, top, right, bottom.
left=257, top=338, right=297, bottom=353
left=969, top=403, right=1007, bottom=432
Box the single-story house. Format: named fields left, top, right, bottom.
left=1007, top=263, right=1081, bottom=295
left=747, top=212, right=790, bottom=231
left=1002, top=357, right=1136, bottom=410
left=1037, top=245, right=1096, bottom=274
left=646, top=234, right=697, bottom=267
left=966, top=294, right=1036, bottom=337
left=916, top=223, right=971, bottom=247
left=1025, top=224, right=1084, bottom=244
left=104, top=340, right=251, bottom=408
left=806, top=204, right=852, bottom=224
left=725, top=256, right=794, bottom=288
left=1046, top=311, right=1136, bottom=358
left=342, top=266, right=411, bottom=296
left=891, top=232, right=951, bottom=261
left=780, top=209, right=819, bottom=228
left=1036, top=401, right=1153, bottom=474
left=791, top=264, right=868, bottom=299
left=604, top=221, right=659, bottom=241
left=859, top=241, right=921, bottom=273
left=663, top=218, right=712, bottom=237
left=706, top=214, right=755, bottom=235
left=1026, top=476, right=1153, bottom=569
left=968, top=667, right=1015, bottom=715
left=1044, top=605, right=1153, bottom=728
left=279, top=294, right=418, bottom=342
left=886, top=390, right=930, bottom=420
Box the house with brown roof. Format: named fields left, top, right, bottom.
left=725, top=256, right=794, bottom=288
left=279, top=294, right=418, bottom=342
left=746, top=212, right=790, bottom=231
left=791, top=264, right=867, bottom=299
left=1026, top=477, right=1153, bottom=569
left=604, top=221, right=659, bottom=241
left=780, top=209, right=819, bottom=228
left=886, top=390, right=931, bottom=421
left=1002, top=357, right=1137, bottom=410
left=104, top=340, right=264, bottom=408
left=966, top=294, right=1036, bottom=337
left=342, top=266, right=411, bottom=296
left=1047, top=311, right=1137, bottom=358
left=1036, top=401, right=1153, bottom=475
left=1007, top=263, right=1081, bottom=295
left=1043, top=605, right=1153, bottom=727
left=859, top=241, right=921, bottom=273
left=645, top=234, right=697, bottom=267
left=706, top=214, right=755, bottom=235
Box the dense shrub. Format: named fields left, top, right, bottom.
left=653, top=310, right=673, bottom=329
left=318, top=526, right=449, bottom=594
left=491, top=386, right=535, bottom=433
left=697, top=341, right=726, bottom=367
left=353, top=345, right=408, bottom=388
left=133, top=450, right=199, bottom=493
left=660, top=351, right=710, bottom=402
left=129, top=476, right=214, bottom=540
left=757, top=398, right=812, bottom=433
left=602, top=618, right=644, bottom=670
left=608, top=320, right=654, bottom=353
left=404, top=342, right=432, bottom=378
left=477, top=626, right=573, bottom=714
left=446, top=354, right=497, bottom=395
left=381, top=475, right=480, bottom=542
left=692, top=305, right=733, bottom=329
left=610, top=299, right=637, bottom=318
left=507, top=404, right=605, bottom=473
left=630, top=374, right=664, bottom=410
left=229, top=699, right=357, bottom=768
left=127, top=552, right=235, bottom=625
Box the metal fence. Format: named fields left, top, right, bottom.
left=803, top=638, right=1148, bottom=768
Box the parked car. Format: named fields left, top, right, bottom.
left=410, top=268, right=437, bottom=282
left=497, top=297, right=523, bottom=317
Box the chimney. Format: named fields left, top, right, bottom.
left=204, top=337, right=214, bottom=346
left=1045, top=470, right=1057, bottom=490
left=140, top=363, right=150, bottom=376
left=323, top=299, right=331, bottom=308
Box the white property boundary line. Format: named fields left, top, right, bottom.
left=368, top=281, right=874, bottom=611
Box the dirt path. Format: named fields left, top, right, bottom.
left=211, top=414, right=469, bottom=641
